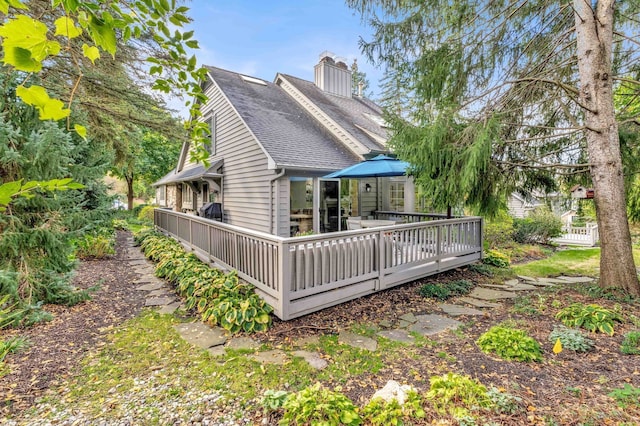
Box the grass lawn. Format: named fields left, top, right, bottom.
left=512, top=244, right=640, bottom=278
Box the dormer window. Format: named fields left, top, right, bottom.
left=206, top=113, right=217, bottom=155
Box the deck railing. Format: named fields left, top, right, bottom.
left=154, top=209, right=483, bottom=320
left=373, top=211, right=452, bottom=223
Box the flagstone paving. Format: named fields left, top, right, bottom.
left=173, top=323, right=227, bottom=349
left=438, top=303, right=484, bottom=316
left=468, top=287, right=518, bottom=300
left=339, top=331, right=378, bottom=351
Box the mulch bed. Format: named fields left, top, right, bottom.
left=0, top=231, right=145, bottom=416
left=2, top=232, right=640, bottom=424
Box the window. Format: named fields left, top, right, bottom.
left=389, top=181, right=405, bottom=212
left=205, top=113, right=217, bottom=155
left=183, top=185, right=193, bottom=204
left=157, top=186, right=166, bottom=204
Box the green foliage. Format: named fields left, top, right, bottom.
left=137, top=205, right=156, bottom=222
left=620, top=331, right=640, bottom=355
left=75, top=232, right=115, bottom=260
left=555, top=303, right=622, bottom=336
left=419, top=279, right=474, bottom=301
left=362, top=390, right=425, bottom=425
left=483, top=212, right=515, bottom=249
left=0, top=1, right=210, bottom=162
left=608, top=384, right=640, bottom=408
left=482, top=249, right=510, bottom=268
left=476, top=326, right=543, bottom=362
left=261, top=389, right=289, bottom=411
left=486, top=387, right=523, bottom=414
left=280, top=383, right=362, bottom=426
left=0, top=336, right=29, bottom=363
left=136, top=230, right=273, bottom=334
left=548, top=326, right=594, bottom=353
left=468, top=263, right=494, bottom=277
left=426, top=372, right=490, bottom=418
left=512, top=208, right=563, bottom=244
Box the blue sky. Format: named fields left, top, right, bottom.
left=185, top=1, right=383, bottom=98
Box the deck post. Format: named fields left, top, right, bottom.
left=279, top=239, right=291, bottom=320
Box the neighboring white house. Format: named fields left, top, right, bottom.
left=154, top=52, right=416, bottom=237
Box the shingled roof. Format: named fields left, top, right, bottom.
left=205, top=66, right=363, bottom=171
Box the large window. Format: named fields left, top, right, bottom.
left=389, top=180, right=405, bottom=212
left=183, top=185, right=193, bottom=204
left=157, top=186, right=166, bottom=205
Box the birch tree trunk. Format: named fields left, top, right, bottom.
left=574, top=0, right=639, bottom=295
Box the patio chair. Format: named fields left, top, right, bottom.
left=346, top=218, right=362, bottom=230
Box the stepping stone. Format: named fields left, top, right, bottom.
left=438, top=304, right=484, bottom=316
left=378, top=319, right=393, bottom=328
left=129, top=259, right=151, bottom=266
left=136, top=282, right=164, bottom=291
left=457, top=297, right=501, bottom=308
left=147, top=289, right=172, bottom=298
left=504, top=279, right=520, bottom=286
left=156, top=301, right=182, bottom=315
left=226, top=337, right=260, bottom=351
left=537, top=277, right=569, bottom=284
left=557, top=276, right=595, bottom=283
left=174, top=323, right=227, bottom=349
left=517, top=275, right=538, bottom=282
left=134, top=267, right=155, bottom=274
left=293, top=336, right=320, bottom=348
left=207, top=346, right=226, bottom=357
left=250, top=349, right=288, bottom=365
left=504, top=283, right=539, bottom=291
left=409, top=314, right=462, bottom=336
left=291, top=350, right=328, bottom=370
left=377, top=329, right=415, bottom=344
left=479, top=283, right=510, bottom=289
left=339, top=331, right=378, bottom=352
left=134, top=274, right=160, bottom=284
left=145, top=296, right=176, bottom=307
left=468, top=287, right=517, bottom=301
left=399, top=313, right=418, bottom=323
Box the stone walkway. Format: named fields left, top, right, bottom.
left=125, top=236, right=595, bottom=368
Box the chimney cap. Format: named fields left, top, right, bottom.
left=335, top=56, right=348, bottom=69
left=319, top=50, right=335, bottom=62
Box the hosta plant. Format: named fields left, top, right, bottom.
left=476, top=326, right=543, bottom=362
left=362, top=390, right=425, bottom=425
left=426, top=372, right=490, bottom=418
left=555, top=303, right=622, bottom=335
left=548, top=326, right=594, bottom=352
left=281, top=383, right=361, bottom=425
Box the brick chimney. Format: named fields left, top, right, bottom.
left=314, top=51, right=352, bottom=98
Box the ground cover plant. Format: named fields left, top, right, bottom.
left=476, top=325, right=543, bottom=362
left=136, top=230, right=273, bottom=333
left=419, top=279, right=474, bottom=301
left=555, top=303, right=623, bottom=335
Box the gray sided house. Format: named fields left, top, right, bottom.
left=154, top=53, right=415, bottom=236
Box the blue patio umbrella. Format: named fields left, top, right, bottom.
left=324, top=154, right=409, bottom=178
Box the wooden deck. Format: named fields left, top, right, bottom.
left=154, top=209, right=483, bottom=320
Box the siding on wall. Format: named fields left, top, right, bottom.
left=359, top=178, right=378, bottom=218
left=274, top=177, right=290, bottom=237
left=507, top=196, right=527, bottom=218
left=180, top=80, right=275, bottom=233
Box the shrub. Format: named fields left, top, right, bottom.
left=483, top=212, right=515, bottom=249
left=476, top=326, right=543, bottom=362
left=512, top=207, right=563, bottom=244
left=548, top=326, right=594, bottom=352
left=621, top=331, right=640, bottom=355
left=469, top=263, right=494, bottom=277
left=137, top=205, right=156, bottom=222
left=482, top=249, right=510, bottom=268
left=419, top=279, right=474, bottom=301
left=281, top=383, right=361, bottom=425
left=132, top=204, right=148, bottom=216
left=426, top=372, right=490, bottom=418
left=362, top=390, right=425, bottom=425
left=75, top=234, right=115, bottom=259
left=555, top=303, right=622, bottom=335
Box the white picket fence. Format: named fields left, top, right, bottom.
left=552, top=224, right=599, bottom=247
